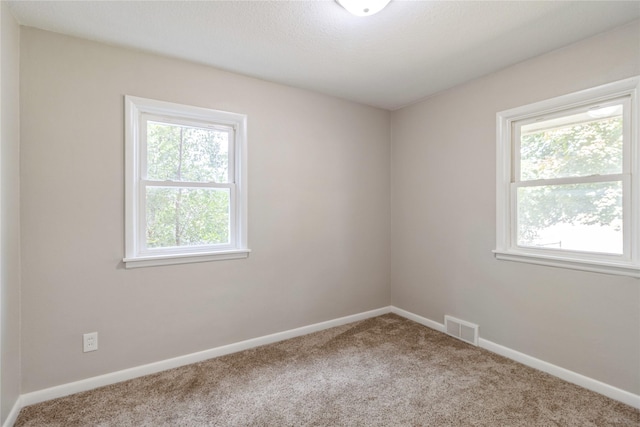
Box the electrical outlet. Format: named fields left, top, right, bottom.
left=83, top=332, right=98, bottom=352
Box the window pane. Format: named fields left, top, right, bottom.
left=520, top=105, right=623, bottom=181
left=146, top=121, right=230, bottom=183
left=517, top=181, right=622, bottom=254
left=145, top=187, right=230, bottom=248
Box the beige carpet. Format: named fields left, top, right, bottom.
left=15, top=314, right=640, bottom=426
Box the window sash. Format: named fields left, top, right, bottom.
left=509, top=175, right=630, bottom=260
left=508, top=96, right=631, bottom=260
left=512, top=173, right=624, bottom=188
left=138, top=115, right=237, bottom=255
left=494, top=76, right=639, bottom=277
left=138, top=183, right=237, bottom=256
left=140, top=114, right=236, bottom=185
left=512, top=97, right=630, bottom=184
left=124, top=95, right=249, bottom=268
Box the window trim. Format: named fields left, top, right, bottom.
left=494, top=77, right=640, bottom=278
left=124, top=96, right=249, bottom=268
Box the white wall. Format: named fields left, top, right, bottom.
left=391, top=21, right=640, bottom=394
left=19, top=28, right=390, bottom=393
left=1, top=1, right=22, bottom=423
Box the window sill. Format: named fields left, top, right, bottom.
left=124, top=249, right=251, bottom=269
left=493, top=250, right=639, bottom=278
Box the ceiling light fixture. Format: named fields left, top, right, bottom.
left=336, top=0, right=391, bottom=17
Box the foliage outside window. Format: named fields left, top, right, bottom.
left=124, top=96, right=249, bottom=268
left=495, top=77, right=639, bottom=278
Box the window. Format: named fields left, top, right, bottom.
left=495, top=77, right=639, bottom=278
left=124, top=96, right=249, bottom=268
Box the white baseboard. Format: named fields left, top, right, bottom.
left=390, top=306, right=445, bottom=332
left=388, top=306, right=639, bottom=410
left=478, top=338, right=640, bottom=409
left=9, top=304, right=639, bottom=426
left=2, top=396, right=22, bottom=427
left=19, top=306, right=391, bottom=409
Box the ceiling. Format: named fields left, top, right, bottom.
left=7, top=1, right=640, bottom=110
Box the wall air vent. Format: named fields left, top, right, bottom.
left=444, top=315, right=479, bottom=346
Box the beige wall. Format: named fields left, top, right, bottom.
left=1, top=1, right=22, bottom=423
left=391, top=21, right=640, bottom=394
left=14, top=16, right=640, bottom=401
left=19, top=28, right=390, bottom=393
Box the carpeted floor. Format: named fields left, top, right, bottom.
left=15, top=314, right=640, bottom=426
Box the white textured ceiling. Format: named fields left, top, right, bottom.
left=7, top=1, right=640, bottom=110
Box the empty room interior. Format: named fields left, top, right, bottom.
left=1, top=0, right=640, bottom=425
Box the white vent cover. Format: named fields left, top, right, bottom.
left=444, top=315, right=479, bottom=346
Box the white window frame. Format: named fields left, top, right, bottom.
left=495, top=77, right=640, bottom=278
left=124, top=96, right=249, bottom=268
